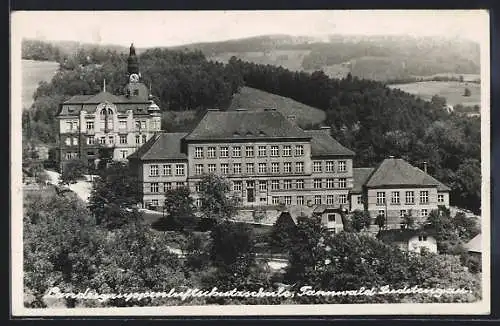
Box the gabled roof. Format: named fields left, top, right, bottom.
left=304, top=130, right=355, bottom=157
left=464, top=233, right=481, bottom=253
left=365, top=158, right=451, bottom=191
left=63, top=95, right=94, bottom=104
left=184, top=111, right=310, bottom=141
left=128, top=132, right=188, bottom=161
left=83, top=91, right=126, bottom=104
left=377, top=229, right=435, bottom=243
left=352, top=168, right=375, bottom=193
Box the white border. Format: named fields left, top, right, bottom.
left=10, top=10, right=491, bottom=316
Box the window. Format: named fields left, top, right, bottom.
left=271, top=162, right=280, bottom=173
left=99, top=136, right=106, bottom=145
left=176, top=182, right=185, bottom=188
left=326, top=195, right=334, bottom=205
left=420, top=191, right=429, bottom=204
left=195, top=147, right=204, bottom=159
left=313, top=161, right=322, bottom=172
left=195, top=184, right=201, bottom=192
left=142, top=135, right=147, bottom=143
left=221, top=163, right=229, bottom=174
left=259, top=181, right=267, bottom=191
left=87, top=135, right=95, bottom=145
left=86, top=121, right=94, bottom=130
left=232, top=146, right=241, bottom=157
left=284, top=180, right=292, bottom=190
left=438, top=194, right=444, bottom=203
left=108, top=136, right=114, bottom=144
left=391, top=191, right=400, bottom=204
left=196, top=199, right=202, bottom=208
left=283, top=145, right=291, bottom=157
left=357, top=196, right=363, bottom=204
left=152, top=199, right=159, bottom=206
left=208, top=164, right=216, bottom=173
left=164, top=182, right=172, bottom=190
left=65, top=137, right=71, bottom=146
left=120, top=150, right=128, bottom=159
left=296, top=196, right=304, bottom=205
left=376, top=192, right=386, bottom=205
left=314, top=179, right=322, bottom=189
left=272, top=196, right=280, bottom=205
left=283, top=162, right=292, bottom=173
left=258, top=146, right=267, bottom=157
left=176, top=164, right=185, bottom=176
left=163, top=165, right=171, bottom=176
left=271, top=180, right=280, bottom=190
left=119, top=120, right=127, bottom=130
left=260, top=197, right=267, bottom=203
left=284, top=196, right=292, bottom=205
left=233, top=181, right=242, bottom=191
left=295, top=145, right=304, bottom=156
left=233, top=163, right=241, bottom=174
left=140, top=121, right=146, bottom=129
left=195, top=164, right=204, bottom=175
left=150, top=182, right=159, bottom=193
left=378, top=209, right=385, bottom=218
left=326, top=178, right=335, bottom=189
left=150, top=165, right=159, bottom=176
left=338, top=178, right=347, bottom=188
left=405, top=191, right=415, bottom=204
left=339, top=194, right=347, bottom=204
left=246, top=163, right=254, bottom=174
left=326, top=161, right=335, bottom=172
left=135, top=135, right=140, bottom=144
left=296, top=179, right=304, bottom=189
left=400, top=210, right=407, bottom=217
left=207, top=147, right=216, bottom=158
left=271, top=146, right=279, bottom=157
left=338, top=160, right=347, bottom=172
left=314, top=195, right=322, bottom=205
left=421, top=209, right=428, bottom=217
left=119, top=135, right=127, bottom=144
left=418, top=235, right=428, bottom=242
left=245, top=146, right=254, bottom=157
left=295, top=162, right=304, bottom=173
left=220, top=147, right=229, bottom=158
left=258, top=163, right=267, bottom=174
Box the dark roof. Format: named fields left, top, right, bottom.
left=352, top=168, right=375, bottom=193
left=377, top=229, right=435, bottom=243
left=63, top=90, right=151, bottom=105
left=184, top=111, right=310, bottom=141
left=63, top=95, right=94, bottom=104
left=304, top=130, right=355, bottom=157
left=128, top=132, right=188, bottom=161
left=365, top=158, right=451, bottom=191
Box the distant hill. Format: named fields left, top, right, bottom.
left=228, top=86, right=326, bottom=127
left=22, top=59, right=59, bottom=109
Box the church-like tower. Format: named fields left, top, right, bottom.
left=124, top=43, right=149, bottom=100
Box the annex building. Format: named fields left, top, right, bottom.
left=56, top=44, right=162, bottom=170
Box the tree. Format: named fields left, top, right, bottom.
left=88, top=162, right=142, bottom=229
left=197, top=174, right=240, bottom=221
left=59, top=159, right=87, bottom=185
left=269, top=212, right=297, bottom=253
left=159, top=186, right=197, bottom=232
left=375, top=213, right=386, bottom=231
left=463, top=87, right=471, bottom=97
left=350, top=210, right=371, bottom=232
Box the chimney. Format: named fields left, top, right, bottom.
left=320, top=126, right=331, bottom=135
left=423, top=161, right=428, bottom=173
left=287, top=114, right=297, bottom=124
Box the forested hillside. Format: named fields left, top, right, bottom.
left=23, top=45, right=481, bottom=214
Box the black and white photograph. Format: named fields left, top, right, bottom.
left=11, top=10, right=490, bottom=316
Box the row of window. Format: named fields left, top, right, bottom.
left=67, top=120, right=159, bottom=132
left=64, top=152, right=79, bottom=160
left=313, top=160, right=346, bottom=173
left=376, top=191, right=444, bottom=205
left=194, top=145, right=304, bottom=159
left=149, top=164, right=186, bottom=176
left=271, top=194, right=348, bottom=206
left=149, top=181, right=186, bottom=193
left=377, top=208, right=430, bottom=218
left=228, top=179, right=346, bottom=191
left=193, top=162, right=306, bottom=175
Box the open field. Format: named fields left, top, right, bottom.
left=387, top=81, right=481, bottom=108
left=22, top=59, right=59, bottom=109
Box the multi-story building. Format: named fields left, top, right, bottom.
left=56, top=43, right=162, bottom=171
left=129, top=109, right=355, bottom=219
left=349, top=157, right=451, bottom=229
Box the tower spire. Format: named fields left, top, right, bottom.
left=127, top=42, right=139, bottom=75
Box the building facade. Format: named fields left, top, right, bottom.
left=129, top=109, right=355, bottom=220
left=350, top=157, right=451, bottom=229
left=56, top=44, right=162, bottom=171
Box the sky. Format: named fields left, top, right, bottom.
left=12, top=10, right=488, bottom=47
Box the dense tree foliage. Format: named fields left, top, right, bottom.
left=59, top=159, right=87, bottom=185
left=269, top=212, right=298, bottom=253
left=197, top=174, right=240, bottom=221
left=227, top=58, right=481, bottom=214
left=159, top=186, right=197, bottom=232
left=350, top=210, right=371, bottom=232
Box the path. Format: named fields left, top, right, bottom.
left=44, top=170, right=93, bottom=202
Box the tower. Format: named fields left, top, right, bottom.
left=124, top=43, right=148, bottom=100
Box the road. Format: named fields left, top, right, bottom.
left=44, top=170, right=93, bottom=202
